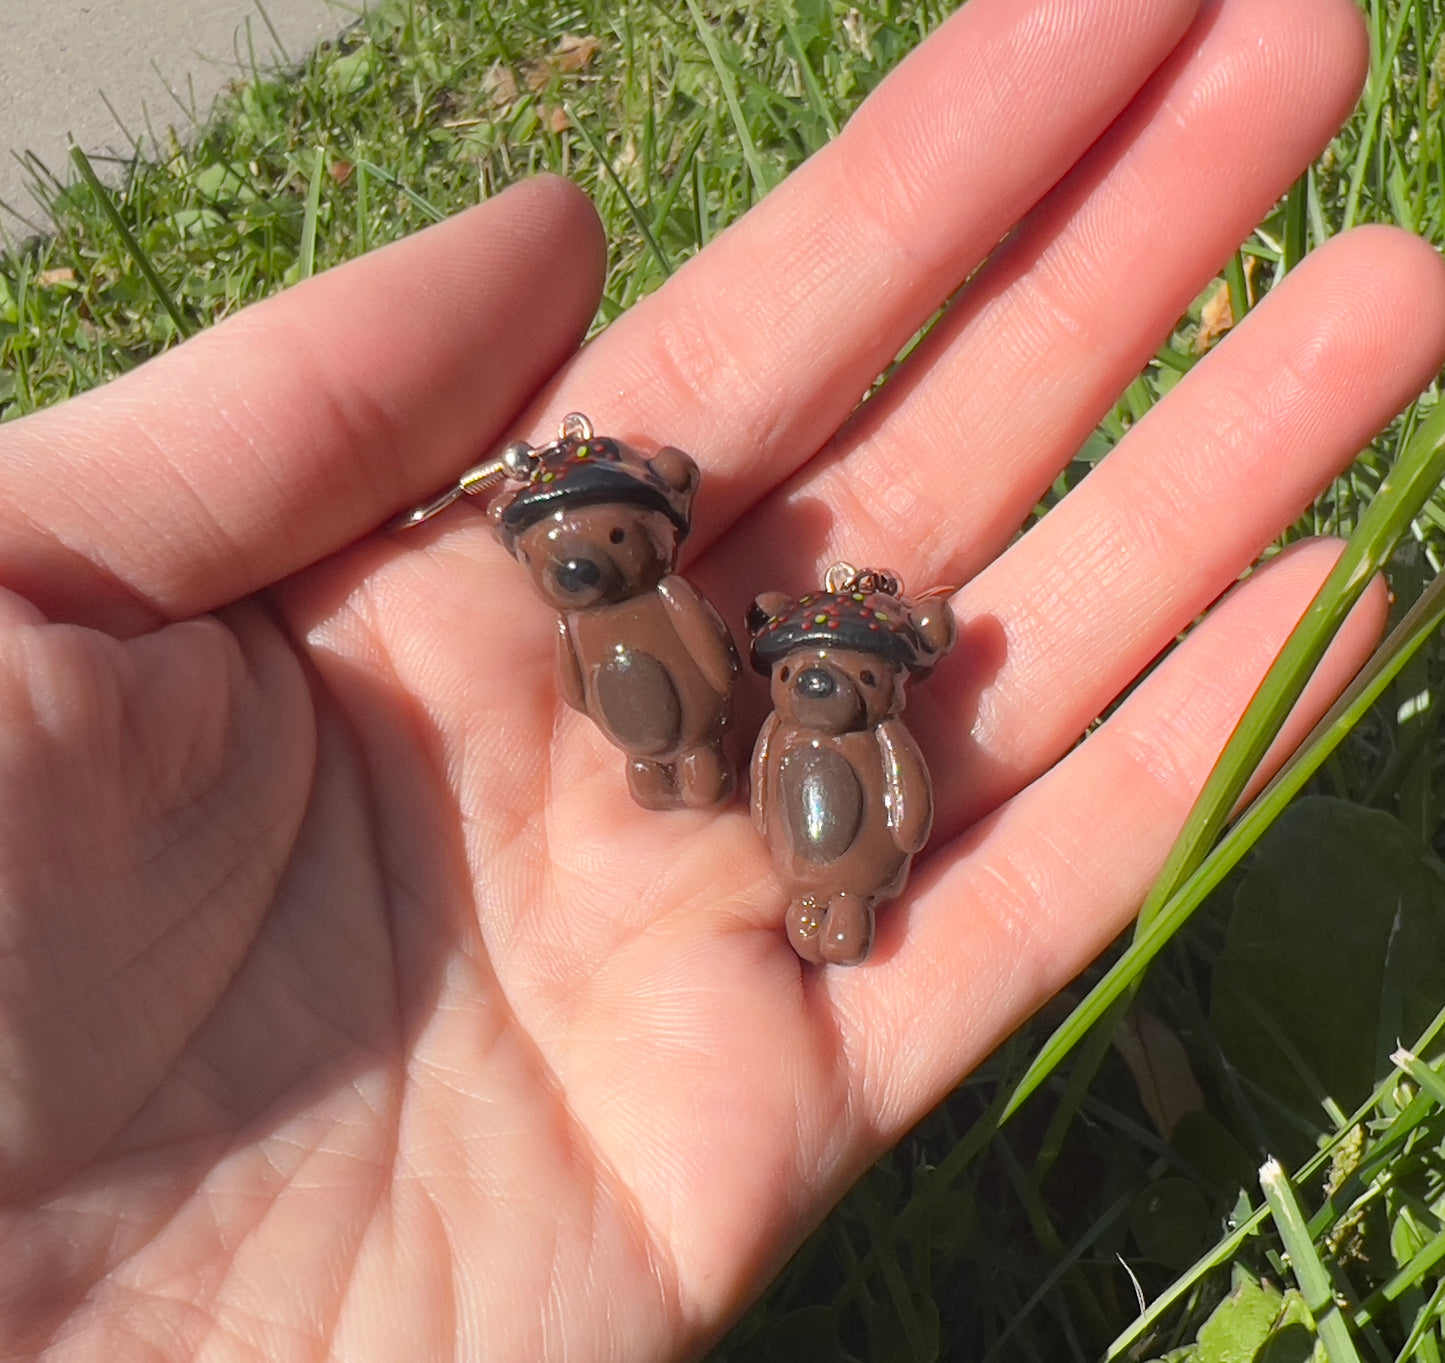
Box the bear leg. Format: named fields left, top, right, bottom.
left=818, top=894, right=875, bottom=966
left=627, top=758, right=681, bottom=810
left=785, top=900, right=826, bottom=964
left=676, top=743, right=734, bottom=809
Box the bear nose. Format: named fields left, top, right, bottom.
left=555, top=557, right=602, bottom=594
left=795, top=667, right=835, bottom=699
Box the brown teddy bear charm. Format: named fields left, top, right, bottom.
left=393, top=413, right=739, bottom=810
left=748, top=564, right=956, bottom=964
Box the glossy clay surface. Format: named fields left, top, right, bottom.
left=494, top=432, right=740, bottom=810
left=748, top=572, right=956, bottom=964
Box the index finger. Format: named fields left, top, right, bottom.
left=0, top=175, right=606, bottom=632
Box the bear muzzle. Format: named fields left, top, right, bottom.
left=790, top=666, right=865, bottom=732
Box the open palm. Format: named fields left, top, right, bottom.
left=4, top=0, right=1444, bottom=1358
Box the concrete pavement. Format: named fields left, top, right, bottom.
left=0, top=0, right=343, bottom=229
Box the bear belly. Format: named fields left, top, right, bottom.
left=779, top=746, right=863, bottom=863
left=593, top=648, right=682, bottom=755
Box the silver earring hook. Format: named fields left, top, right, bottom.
left=386, top=457, right=512, bottom=530
left=386, top=412, right=593, bottom=532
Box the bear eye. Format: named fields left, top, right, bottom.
left=609, top=527, right=626, bottom=544
left=860, top=670, right=877, bottom=687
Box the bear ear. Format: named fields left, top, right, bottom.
left=747, top=591, right=792, bottom=636
left=912, top=600, right=957, bottom=660
left=647, top=445, right=701, bottom=497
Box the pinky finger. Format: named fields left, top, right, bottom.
left=831, top=538, right=1388, bottom=1135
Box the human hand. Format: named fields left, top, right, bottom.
left=3, top=0, right=1443, bottom=1358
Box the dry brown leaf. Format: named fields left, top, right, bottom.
left=328, top=160, right=353, bottom=185
left=36, top=267, right=75, bottom=286
left=519, top=34, right=601, bottom=92
left=1197, top=258, right=1261, bottom=354
left=484, top=61, right=519, bottom=106
left=553, top=33, right=600, bottom=72
left=545, top=107, right=570, bottom=133
left=1112, top=1006, right=1205, bottom=1138
left=1195, top=279, right=1233, bottom=353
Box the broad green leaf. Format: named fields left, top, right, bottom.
left=755, top=1306, right=848, bottom=1363
left=1254, top=1294, right=1324, bottom=1363
left=324, top=47, right=378, bottom=97
left=1129, top=1177, right=1212, bottom=1270
left=1169, top=1110, right=1258, bottom=1204
left=1212, top=798, right=1445, bottom=1157
left=1195, top=1277, right=1284, bottom=1363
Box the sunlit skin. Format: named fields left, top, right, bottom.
left=2, top=0, right=1444, bottom=1359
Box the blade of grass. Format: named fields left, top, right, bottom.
left=0, top=186, right=46, bottom=237
left=96, top=89, right=144, bottom=161
left=1108, top=1002, right=1445, bottom=1359
left=692, top=141, right=711, bottom=250
left=783, top=12, right=840, bottom=141
left=1307, top=164, right=1330, bottom=246
left=856, top=1179, right=932, bottom=1361
left=1375, top=900, right=1411, bottom=1089
left=981, top=1192, right=1133, bottom=1363
left=995, top=1134, right=1112, bottom=1343
left=69, top=144, right=192, bottom=338
left=1392, top=1047, right=1445, bottom=1107
left=567, top=108, right=673, bottom=278
left=355, top=157, right=370, bottom=256
left=1223, top=248, right=1250, bottom=323
left=298, top=148, right=325, bottom=280
left=10, top=261, right=33, bottom=410
left=1004, top=395, right=1445, bottom=1129
left=1282, top=170, right=1309, bottom=273
left=350, top=158, right=446, bottom=222
left=648, top=122, right=706, bottom=248
left=470, top=0, right=514, bottom=66
left=1342, top=0, right=1411, bottom=231
left=1224, top=982, right=1352, bottom=1131
left=1260, top=1158, right=1365, bottom=1363
left=252, top=0, right=292, bottom=67
left=683, top=0, right=771, bottom=202
left=1029, top=1006, right=1121, bottom=1188
left=1354, top=1224, right=1445, bottom=1330
left=1394, top=1275, right=1445, bottom=1363
left=1137, top=398, right=1445, bottom=934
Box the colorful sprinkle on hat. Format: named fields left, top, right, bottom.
left=748, top=566, right=939, bottom=675
left=493, top=432, right=693, bottom=541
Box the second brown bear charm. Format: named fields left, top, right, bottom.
left=748, top=564, right=956, bottom=965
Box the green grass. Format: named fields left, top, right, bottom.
left=6, top=0, right=1445, bottom=1359
left=0, top=0, right=947, bottom=409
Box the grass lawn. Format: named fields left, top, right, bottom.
left=5, top=0, right=1445, bottom=1358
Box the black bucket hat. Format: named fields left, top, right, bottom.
left=748, top=569, right=936, bottom=675
left=493, top=434, right=693, bottom=542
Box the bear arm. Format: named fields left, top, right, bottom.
left=877, top=719, right=933, bottom=853
left=554, top=615, right=587, bottom=713
left=657, top=576, right=740, bottom=696
left=750, top=710, right=779, bottom=839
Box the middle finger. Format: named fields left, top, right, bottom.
left=525, top=0, right=1201, bottom=533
